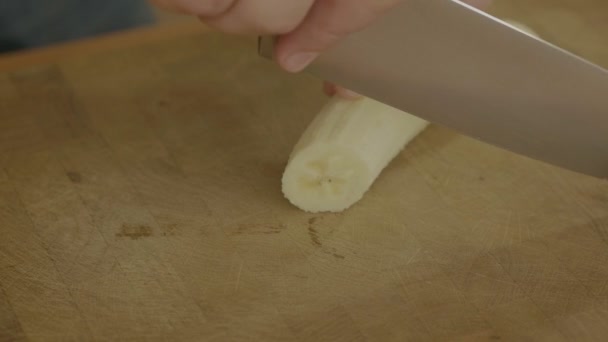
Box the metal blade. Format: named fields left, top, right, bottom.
left=258, top=0, right=608, bottom=179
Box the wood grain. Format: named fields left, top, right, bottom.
left=1, top=0, right=607, bottom=340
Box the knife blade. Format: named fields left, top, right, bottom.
left=258, top=0, right=608, bottom=180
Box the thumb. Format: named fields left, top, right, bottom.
left=275, top=0, right=400, bottom=73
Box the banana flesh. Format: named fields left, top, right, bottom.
left=282, top=96, right=429, bottom=213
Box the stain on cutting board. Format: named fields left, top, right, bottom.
left=307, top=216, right=345, bottom=259
left=66, top=171, right=82, bottom=183
left=116, top=224, right=153, bottom=240
left=231, top=223, right=286, bottom=236
left=307, top=218, right=322, bottom=247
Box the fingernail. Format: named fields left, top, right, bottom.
left=283, top=52, right=318, bottom=73
left=337, top=88, right=362, bottom=100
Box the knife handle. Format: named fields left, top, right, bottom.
left=257, top=36, right=276, bottom=60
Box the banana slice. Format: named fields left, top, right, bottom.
left=282, top=96, right=429, bottom=213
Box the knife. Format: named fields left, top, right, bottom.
left=258, top=0, right=608, bottom=180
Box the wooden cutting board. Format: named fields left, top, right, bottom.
left=1, top=1, right=607, bottom=341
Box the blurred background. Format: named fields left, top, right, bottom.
left=0, top=0, right=192, bottom=54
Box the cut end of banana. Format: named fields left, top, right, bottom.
left=281, top=95, right=429, bottom=213
left=282, top=145, right=370, bottom=213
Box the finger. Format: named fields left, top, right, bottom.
left=204, top=0, right=315, bottom=35
left=275, top=0, right=401, bottom=73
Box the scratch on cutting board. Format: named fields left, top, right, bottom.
left=234, top=262, right=244, bottom=292
left=407, top=248, right=422, bottom=265
left=501, top=210, right=513, bottom=247
left=393, top=269, right=408, bottom=295
left=470, top=272, right=516, bottom=286
left=516, top=211, right=523, bottom=242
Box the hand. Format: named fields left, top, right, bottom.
left=150, top=0, right=493, bottom=98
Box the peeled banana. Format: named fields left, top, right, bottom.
left=281, top=96, right=429, bottom=213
